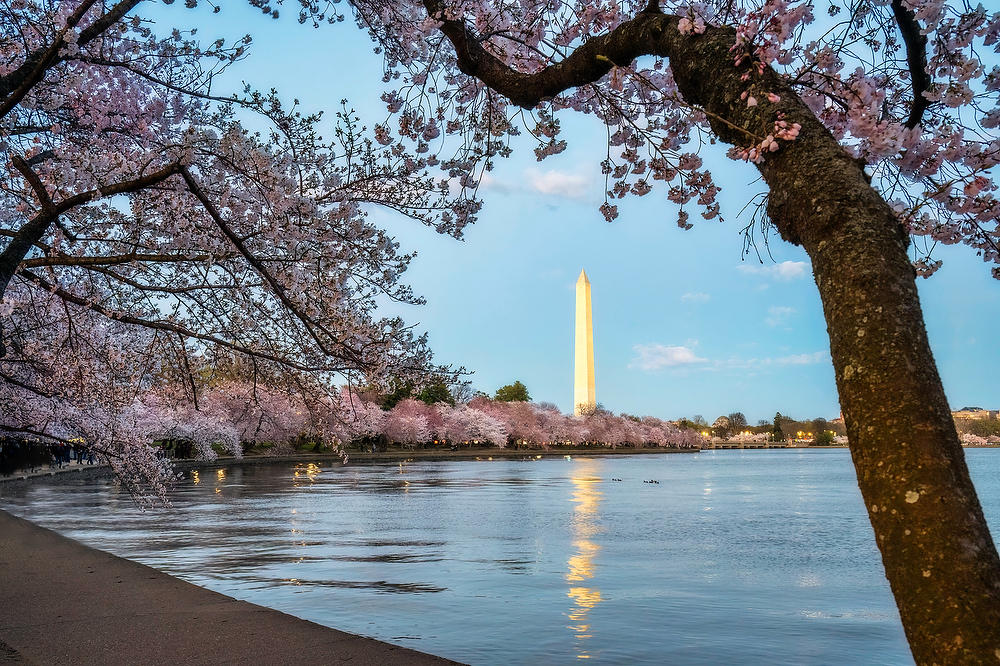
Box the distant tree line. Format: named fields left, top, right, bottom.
left=675, top=411, right=845, bottom=444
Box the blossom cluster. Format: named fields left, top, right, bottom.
left=342, top=0, right=1000, bottom=276
left=960, top=432, right=1000, bottom=446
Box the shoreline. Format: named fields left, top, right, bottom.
left=185, top=445, right=697, bottom=469
left=0, top=508, right=461, bottom=665
left=0, top=446, right=693, bottom=664
left=0, top=445, right=698, bottom=485
left=6, top=443, right=999, bottom=485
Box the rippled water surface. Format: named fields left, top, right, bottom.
left=4, top=448, right=1000, bottom=664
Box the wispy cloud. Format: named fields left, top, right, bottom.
left=716, top=351, right=829, bottom=369
left=738, top=260, right=809, bottom=281
left=630, top=344, right=706, bottom=371
left=478, top=171, right=512, bottom=194
left=525, top=168, right=591, bottom=199
left=681, top=292, right=711, bottom=303
left=774, top=351, right=828, bottom=365
left=765, top=305, right=795, bottom=327
left=481, top=168, right=594, bottom=201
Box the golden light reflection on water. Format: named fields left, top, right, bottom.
left=293, top=462, right=321, bottom=483
left=213, top=468, right=225, bottom=494
left=567, top=462, right=604, bottom=659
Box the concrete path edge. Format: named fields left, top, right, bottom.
left=0, top=509, right=461, bottom=665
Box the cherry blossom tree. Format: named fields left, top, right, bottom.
left=438, top=403, right=508, bottom=446
left=533, top=402, right=572, bottom=446
left=312, top=0, right=1000, bottom=658
left=383, top=398, right=431, bottom=448
left=185, top=379, right=325, bottom=450
left=465, top=408, right=509, bottom=447
left=960, top=432, right=989, bottom=446
left=638, top=416, right=697, bottom=448
left=1, top=298, right=178, bottom=497
left=730, top=430, right=770, bottom=444
left=1, top=0, right=472, bottom=493
left=617, top=415, right=644, bottom=447
left=484, top=399, right=546, bottom=446
left=338, top=387, right=387, bottom=441
left=140, top=390, right=243, bottom=461
left=543, top=405, right=584, bottom=446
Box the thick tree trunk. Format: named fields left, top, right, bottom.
left=807, top=175, right=1000, bottom=663
left=664, top=22, right=1000, bottom=664
left=665, top=22, right=1000, bottom=663
left=0, top=214, right=55, bottom=358
left=421, top=7, right=1000, bottom=660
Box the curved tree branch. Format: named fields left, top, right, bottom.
left=0, top=161, right=183, bottom=305
left=16, top=269, right=341, bottom=374
left=423, top=0, right=671, bottom=109
left=890, top=0, right=931, bottom=128
left=179, top=166, right=366, bottom=366
left=0, top=424, right=118, bottom=459
left=10, top=155, right=56, bottom=215
left=21, top=252, right=215, bottom=269
left=0, top=0, right=142, bottom=119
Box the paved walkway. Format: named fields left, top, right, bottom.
left=0, top=510, right=459, bottom=665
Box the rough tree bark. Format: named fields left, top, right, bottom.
left=423, top=4, right=1000, bottom=662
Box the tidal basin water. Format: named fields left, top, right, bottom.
left=4, top=449, right=1000, bottom=664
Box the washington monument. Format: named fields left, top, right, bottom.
left=574, top=269, right=595, bottom=416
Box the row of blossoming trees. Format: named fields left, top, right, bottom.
left=144, top=383, right=700, bottom=459
left=960, top=433, right=1000, bottom=447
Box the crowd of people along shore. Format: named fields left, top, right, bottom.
left=0, top=438, right=96, bottom=477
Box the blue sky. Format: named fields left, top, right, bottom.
left=148, top=3, right=1000, bottom=424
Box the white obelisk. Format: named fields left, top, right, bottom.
left=574, top=269, right=596, bottom=416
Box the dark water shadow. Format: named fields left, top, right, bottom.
left=239, top=576, right=447, bottom=594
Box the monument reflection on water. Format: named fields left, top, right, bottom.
left=567, top=461, right=604, bottom=659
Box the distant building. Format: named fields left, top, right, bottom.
left=952, top=408, right=999, bottom=420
